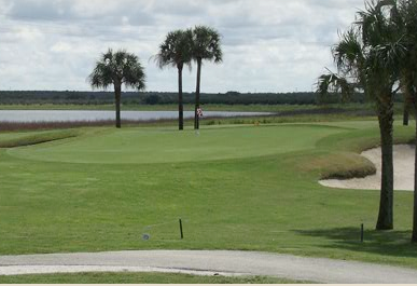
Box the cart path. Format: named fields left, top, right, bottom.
left=1, top=250, right=417, bottom=283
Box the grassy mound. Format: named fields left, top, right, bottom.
left=299, top=151, right=377, bottom=180
left=0, top=130, right=79, bottom=148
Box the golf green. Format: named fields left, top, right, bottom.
left=1, top=121, right=416, bottom=270
left=7, top=124, right=345, bottom=164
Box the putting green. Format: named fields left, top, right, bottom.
left=7, top=125, right=345, bottom=164
left=1, top=121, right=417, bottom=268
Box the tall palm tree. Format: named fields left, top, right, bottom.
left=88, top=49, right=145, bottom=128
left=318, top=0, right=404, bottom=230
left=397, top=0, right=417, bottom=242
left=191, top=26, right=223, bottom=130
left=155, top=29, right=193, bottom=130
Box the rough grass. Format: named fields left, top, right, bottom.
left=310, top=124, right=415, bottom=180
left=0, top=273, right=309, bottom=284
left=0, top=119, right=182, bottom=132
left=0, top=121, right=416, bottom=270
left=0, top=129, right=79, bottom=148
left=299, top=151, right=377, bottom=180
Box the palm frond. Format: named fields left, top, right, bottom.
left=333, top=28, right=364, bottom=73
left=192, top=25, right=223, bottom=63
left=154, top=29, right=194, bottom=70
left=87, top=49, right=145, bottom=91
left=316, top=71, right=355, bottom=103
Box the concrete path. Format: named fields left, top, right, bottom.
left=1, top=250, right=417, bottom=283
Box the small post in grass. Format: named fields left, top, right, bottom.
left=179, top=218, right=184, bottom=239
left=360, top=223, right=364, bottom=243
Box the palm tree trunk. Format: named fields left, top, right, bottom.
left=404, top=102, right=410, bottom=126
left=194, top=58, right=202, bottom=130
left=412, top=113, right=417, bottom=242
left=404, top=83, right=417, bottom=242
left=178, top=65, right=184, bottom=131
left=376, top=97, right=394, bottom=230
left=114, top=83, right=122, bottom=129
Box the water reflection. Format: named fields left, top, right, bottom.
left=0, top=110, right=273, bottom=123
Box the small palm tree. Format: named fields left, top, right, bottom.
left=191, top=26, right=223, bottom=130
left=88, top=49, right=145, bottom=128
left=155, top=29, right=193, bottom=130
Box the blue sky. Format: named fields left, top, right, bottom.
left=0, top=0, right=365, bottom=92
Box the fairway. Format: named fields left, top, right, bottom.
left=1, top=121, right=417, bottom=270
left=7, top=125, right=344, bottom=164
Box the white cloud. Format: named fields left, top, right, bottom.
left=0, top=0, right=366, bottom=92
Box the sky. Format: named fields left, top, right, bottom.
left=0, top=0, right=366, bottom=93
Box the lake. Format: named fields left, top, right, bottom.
left=0, top=110, right=274, bottom=123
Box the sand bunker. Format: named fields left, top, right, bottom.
left=320, top=145, right=415, bottom=191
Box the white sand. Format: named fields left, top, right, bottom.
left=319, top=145, right=415, bottom=191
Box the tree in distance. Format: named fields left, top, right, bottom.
left=155, top=29, right=193, bottom=130
left=191, top=26, right=223, bottom=130
left=88, top=49, right=145, bottom=128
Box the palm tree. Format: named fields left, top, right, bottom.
left=191, top=26, right=223, bottom=130
left=88, top=49, right=145, bottom=128
left=155, top=29, right=193, bottom=130
left=317, top=0, right=404, bottom=230
left=397, top=0, right=417, bottom=242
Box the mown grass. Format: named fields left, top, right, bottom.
left=0, top=272, right=308, bottom=284
left=0, top=121, right=416, bottom=270
left=7, top=124, right=344, bottom=164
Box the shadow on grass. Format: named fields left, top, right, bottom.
left=294, top=227, right=417, bottom=258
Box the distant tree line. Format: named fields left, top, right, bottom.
left=0, top=90, right=406, bottom=106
